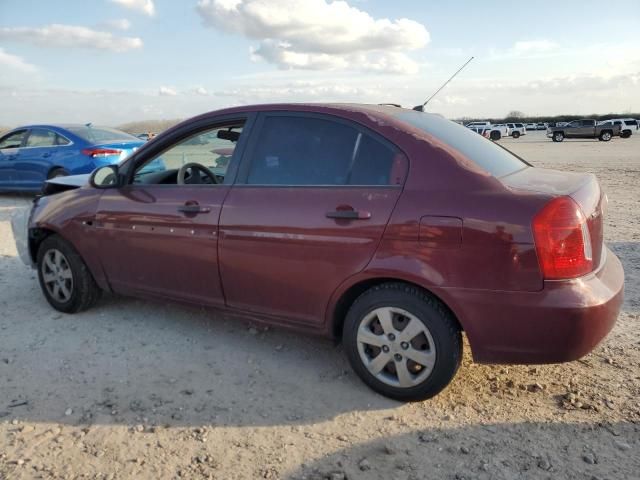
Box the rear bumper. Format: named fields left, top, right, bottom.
left=446, top=246, right=624, bottom=364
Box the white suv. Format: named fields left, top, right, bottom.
left=598, top=119, right=636, bottom=138
left=506, top=123, right=526, bottom=138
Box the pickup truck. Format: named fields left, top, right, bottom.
left=546, top=119, right=620, bottom=142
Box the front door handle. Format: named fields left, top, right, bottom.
left=178, top=203, right=211, bottom=214
left=326, top=209, right=371, bottom=220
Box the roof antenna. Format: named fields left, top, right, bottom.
left=413, top=56, right=474, bottom=112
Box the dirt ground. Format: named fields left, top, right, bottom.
left=1, top=131, right=638, bottom=480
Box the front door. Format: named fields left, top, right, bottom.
left=219, top=113, right=407, bottom=326
left=0, top=129, right=27, bottom=187
left=94, top=120, right=248, bottom=306
left=18, top=128, right=62, bottom=188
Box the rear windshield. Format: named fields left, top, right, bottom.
left=66, top=126, right=138, bottom=144
left=393, top=111, right=528, bottom=177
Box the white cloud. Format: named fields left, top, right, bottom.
left=0, top=48, right=38, bottom=73
left=0, top=24, right=142, bottom=52
left=196, top=0, right=429, bottom=74
left=158, top=86, right=178, bottom=96
left=511, top=40, right=558, bottom=55
left=194, top=87, right=209, bottom=95
left=101, top=18, right=132, bottom=31
left=111, top=0, right=155, bottom=16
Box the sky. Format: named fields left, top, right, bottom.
left=0, top=0, right=639, bottom=126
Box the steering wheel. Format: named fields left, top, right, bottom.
left=177, top=162, right=218, bottom=185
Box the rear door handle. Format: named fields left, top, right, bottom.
left=178, top=203, right=211, bottom=214
left=326, top=210, right=371, bottom=220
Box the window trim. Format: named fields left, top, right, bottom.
left=23, top=128, right=74, bottom=149
left=120, top=113, right=256, bottom=187
left=235, top=111, right=406, bottom=188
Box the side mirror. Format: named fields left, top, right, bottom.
left=90, top=164, right=120, bottom=189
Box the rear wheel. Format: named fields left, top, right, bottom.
left=47, top=168, right=69, bottom=179
left=343, top=283, right=462, bottom=401
left=489, top=131, right=501, bottom=141
left=553, top=131, right=564, bottom=142
left=36, top=234, right=101, bottom=313
left=599, top=131, right=612, bottom=141
left=512, top=131, right=520, bottom=139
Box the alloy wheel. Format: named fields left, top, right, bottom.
left=356, top=307, right=436, bottom=388
left=41, top=248, right=73, bottom=303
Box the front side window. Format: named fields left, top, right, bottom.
left=0, top=130, right=27, bottom=149
left=133, top=123, right=244, bottom=185
left=246, top=115, right=402, bottom=186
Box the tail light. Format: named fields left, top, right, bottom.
left=82, top=148, right=122, bottom=158
left=532, top=196, right=593, bottom=279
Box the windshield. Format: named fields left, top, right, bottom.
left=393, top=111, right=528, bottom=177
left=67, top=126, right=138, bottom=144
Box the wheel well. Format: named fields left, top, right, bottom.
left=331, top=278, right=462, bottom=339
left=28, top=227, right=56, bottom=262
left=47, top=166, right=67, bottom=178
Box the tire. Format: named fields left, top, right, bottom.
left=553, top=132, right=564, bottom=142
left=621, top=130, right=631, bottom=139
left=343, top=282, right=462, bottom=402
left=47, top=168, right=69, bottom=179
left=512, top=131, right=520, bottom=139
left=489, top=131, right=501, bottom=141
left=599, top=130, right=612, bottom=142
left=36, top=234, right=101, bottom=313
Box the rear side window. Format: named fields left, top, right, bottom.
left=246, top=115, right=402, bottom=186
left=26, top=129, right=57, bottom=147
left=394, top=111, right=527, bottom=177
left=624, top=120, right=636, bottom=126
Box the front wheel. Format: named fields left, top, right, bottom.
left=343, top=283, right=462, bottom=401
left=621, top=131, right=631, bottom=139
left=36, top=234, right=101, bottom=313
left=599, top=131, right=612, bottom=141
left=512, top=131, right=520, bottom=139
left=489, top=131, right=501, bottom=141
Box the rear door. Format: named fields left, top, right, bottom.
left=17, top=128, right=63, bottom=187
left=93, top=116, right=251, bottom=306
left=219, top=112, right=407, bottom=326
left=580, top=119, right=596, bottom=137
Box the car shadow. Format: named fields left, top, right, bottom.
left=0, top=250, right=404, bottom=429
left=609, top=241, right=639, bottom=313
left=285, top=421, right=639, bottom=479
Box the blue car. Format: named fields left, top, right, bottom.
left=0, top=124, right=146, bottom=191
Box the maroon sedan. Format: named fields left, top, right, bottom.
left=12, top=104, right=624, bottom=401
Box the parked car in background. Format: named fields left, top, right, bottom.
left=465, top=121, right=503, bottom=140
left=546, top=119, right=619, bottom=142
left=536, top=123, right=547, bottom=130
left=598, top=119, right=635, bottom=138
left=506, top=123, right=526, bottom=137
left=525, top=123, right=537, bottom=131
left=0, top=124, right=145, bottom=191
left=490, top=123, right=512, bottom=138
left=12, top=103, right=624, bottom=402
